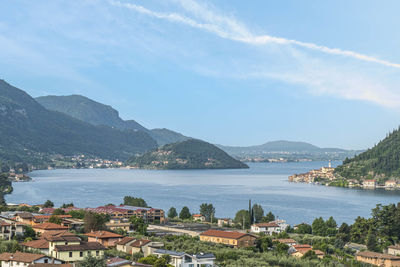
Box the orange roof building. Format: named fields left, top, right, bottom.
left=199, top=230, right=256, bottom=248
left=32, top=223, right=68, bottom=235
left=85, top=230, right=123, bottom=247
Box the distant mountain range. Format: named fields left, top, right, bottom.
left=36, top=95, right=189, bottom=146
left=217, top=141, right=363, bottom=161
left=128, top=139, right=248, bottom=169
left=0, top=80, right=157, bottom=162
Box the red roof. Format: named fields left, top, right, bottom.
left=0, top=252, right=46, bottom=263
left=23, top=239, right=49, bottom=249
left=200, top=230, right=250, bottom=239
left=32, top=223, right=68, bottom=230
left=131, top=239, right=151, bottom=248
left=253, top=222, right=279, bottom=228
left=85, top=230, right=123, bottom=239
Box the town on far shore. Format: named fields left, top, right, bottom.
left=0, top=197, right=398, bottom=266
left=289, top=160, right=400, bottom=190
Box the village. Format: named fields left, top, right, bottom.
left=0, top=198, right=397, bottom=267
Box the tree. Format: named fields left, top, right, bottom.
left=302, top=250, right=317, bottom=260
left=199, top=203, right=215, bottom=222
left=84, top=212, right=108, bottom=232
left=366, top=230, right=379, bottom=252
left=256, top=236, right=272, bottom=252
left=295, top=223, right=312, bottom=234
left=252, top=204, right=264, bottom=223
left=48, top=215, right=62, bottom=225
left=276, top=243, right=290, bottom=254
left=130, top=216, right=147, bottom=235
left=326, top=216, right=337, bottom=228
left=23, top=226, right=36, bottom=239
left=43, top=200, right=54, bottom=208
left=53, top=208, right=66, bottom=215
left=61, top=203, right=74, bottom=208
left=312, top=217, right=327, bottom=236
left=167, top=207, right=178, bottom=219
left=179, top=207, right=191, bottom=220
left=261, top=212, right=275, bottom=223
left=338, top=222, right=351, bottom=242
left=234, top=210, right=250, bottom=229
left=123, top=196, right=148, bottom=207
left=77, top=255, right=106, bottom=267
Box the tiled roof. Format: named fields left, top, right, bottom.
left=293, top=244, right=312, bottom=249
left=357, top=251, right=400, bottom=260
left=23, top=239, right=49, bottom=249
left=154, top=249, right=186, bottom=257
left=32, top=223, right=68, bottom=230
left=131, top=239, right=151, bottom=248
left=194, top=253, right=215, bottom=259
left=388, top=245, right=400, bottom=250
left=314, top=250, right=325, bottom=256
left=17, top=212, right=34, bottom=219
left=115, top=236, right=135, bottom=245
left=274, top=239, right=297, bottom=244
left=200, top=230, right=249, bottom=239
left=28, top=264, right=72, bottom=267
left=85, top=230, right=123, bottom=239
left=34, top=215, right=72, bottom=220
left=0, top=252, right=46, bottom=262
left=253, top=222, right=280, bottom=228
left=107, top=257, right=132, bottom=267
left=54, top=241, right=106, bottom=252
left=46, top=236, right=81, bottom=242
left=40, top=230, right=75, bottom=239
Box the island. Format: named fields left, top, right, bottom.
left=127, top=139, right=249, bottom=170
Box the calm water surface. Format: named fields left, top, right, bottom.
left=7, top=162, right=400, bottom=225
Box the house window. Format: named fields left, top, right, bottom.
left=44, top=259, right=48, bottom=263
left=80, top=252, right=83, bottom=257
left=96, top=251, right=99, bottom=256
left=69, top=252, right=73, bottom=257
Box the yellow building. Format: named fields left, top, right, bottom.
left=48, top=235, right=106, bottom=263
left=356, top=251, right=400, bottom=267
left=199, top=230, right=256, bottom=248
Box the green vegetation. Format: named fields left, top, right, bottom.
left=167, top=207, right=178, bottom=219
left=179, top=206, right=191, bottom=220
left=129, top=216, right=147, bottom=235
left=199, top=203, right=215, bottom=222
left=83, top=211, right=109, bottom=232
left=123, top=196, right=148, bottom=207
left=128, top=139, right=249, bottom=169
left=76, top=255, right=106, bottom=267
left=335, top=127, right=400, bottom=181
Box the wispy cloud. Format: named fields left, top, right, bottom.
left=111, top=0, right=400, bottom=69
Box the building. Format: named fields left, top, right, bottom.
left=0, top=252, right=62, bottom=267
left=289, top=244, right=324, bottom=259
left=48, top=235, right=106, bottom=263
left=23, top=239, right=51, bottom=255
left=385, top=180, right=398, bottom=188
left=106, top=218, right=132, bottom=232
left=273, top=239, right=297, bottom=246
left=116, top=237, right=136, bottom=254
left=356, top=251, right=400, bottom=267
left=14, top=212, right=35, bottom=225
left=250, top=222, right=281, bottom=235
left=32, top=223, right=69, bottom=235
left=28, top=264, right=72, bottom=267
left=0, top=220, right=25, bottom=240
left=388, top=245, right=400, bottom=256
left=363, top=179, right=377, bottom=188
left=153, top=249, right=215, bottom=267
left=85, top=230, right=123, bottom=247
left=217, top=218, right=233, bottom=227
left=199, top=230, right=257, bottom=248
left=271, top=219, right=289, bottom=232
left=192, top=214, right=206, bottom=222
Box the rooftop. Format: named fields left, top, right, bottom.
left=54, top=241, right=106, bottom=252
left=0, top=252, right=46, bottom=263
left=200, top=230, right=249, bottom=239
left=85, top=230, right=123, bottom=239
left=357, top=251, right=400, bottom=260
left=32, top=222, right=68, bottom=230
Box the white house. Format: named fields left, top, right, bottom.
left=271, top=219, right=289, bottom=232
left=153, top=249, right=215, bottom=267
left=250, top=222, right=281, bottom=235
left=0, top=252, right=62, bottom=267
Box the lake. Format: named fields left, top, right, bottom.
left=6, top=161, right=400, bottom=225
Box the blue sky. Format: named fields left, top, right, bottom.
left=1, top=0, right=400, bottom=150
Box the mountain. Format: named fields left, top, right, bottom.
left=0, top=80, right=157, bottom=162
left=36, top=95, right=189, bottom=146
left=218, top=141, right=361, bottom=161
left=127, top=139, right=249, bottom=169
left=335, top=128, right=400, bottom=181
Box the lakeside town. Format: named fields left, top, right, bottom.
left=0, top=197, right=397, bottom=266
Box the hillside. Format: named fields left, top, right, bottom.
left=127, top=139, right=249, bottom=169
left=0, top=80, right=157, bottom=162
left=36, top=95, right=188, bottom=146
left=335, top=128, right=400, bottom=181
left=218, top=141, right=361, bottom=161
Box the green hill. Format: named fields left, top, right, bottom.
left=335, top=128, right=400, bottom=182
left=0, top=80, right=157, bottom=162
left=128, top=139, right=249, bottom=169
left=36, top=95, right=189, bottom=146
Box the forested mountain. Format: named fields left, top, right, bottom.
left=128, top=139, right=249, bottom=169
left=218, top=141, right=361, bottom=161
left=335, top=128, right=400, bottom=181
left=0, top=80, right=157, bottom=162
left=36, top=95, right=188, bottom=146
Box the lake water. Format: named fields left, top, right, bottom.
left=6, top=162, right=400, bottom=225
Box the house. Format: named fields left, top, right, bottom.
left=385, top=180, right=398, bottom=188
left=388, top=245, right=400, bottom=256
left=14, top=212, right=35, bottom=225
left=273, top=238, right=297, bottom=246
left=0, top=220, right=25, bottom=240
left=106, top=218, right=132, bottom=232
left=363, top=179, right=377, bottom=188
left=130, top=239, right=152, bottom=254
left=23, top=239, right=51, bottom=255
left=192, top=214, right=206, bottom=222
left=356, top=251, right=400, bottom=267
left=289, top=245, right=324, bottom=259
left=48, top=235, right=106, bottom=262
left=0, top=252, right=62, bottom=267
left=199, top=230, right=257, bottom=248
left=250, top=222, right=281, bottom=235
left=270, top=219, right=289, bottom=232
left=153, top=249, right=215, bottom=267
left=32, top=223, right=69, bottom=235
left=217, top=218, right=233, bottom=227
left=106, top=257, right=132, bottom=267
left=116, top=237, right=136, bottom=253
left=28, top=264, right=72, bottom=267
left=85, top=230, right=123, bottom=247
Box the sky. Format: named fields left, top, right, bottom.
left=0, top=0, right=400, bottom=150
